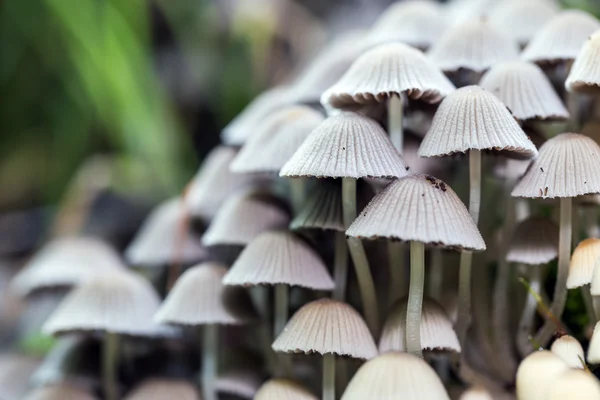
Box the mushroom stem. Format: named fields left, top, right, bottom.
left=388, top=94, right=403, bottom=154
left=428, top=248, right=443, bottom=302
left=406, top=240, right=425, bottom=357
left=582, top=285, right=596, bottom=323
left=102, top=332, right=119, bottom=400
left=593, top=294, right=600, bottom=321
left=323, top=353, right=336, bottom=400
left=388, top=240, right=405, bottom=306
left=274, top=284, right=289, bottom=337
left=535, top=197, right=572, bottom=346
left=289, top=178, right=306, bottom=216
left=456, top=149, right=481, bottom=345
left=517, top=264, right=542, bottom=357
left=202, top=324, right=218, bottom=400
left=567, top=91, right=579, bottom=131
left=342, top=177, right=380, bottom=336
left=333, top=231, right=349, bottom=301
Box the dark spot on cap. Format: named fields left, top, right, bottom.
left=405, top=166, right=410, bottom=171
left=342, top=147, right=346, bottom=150
left=544, top=187, right=548, bottom=196
left=540, top=167, right=544, bottom=172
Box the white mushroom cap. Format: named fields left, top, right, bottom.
left=550, top=335, right=586, bottom=369
left=516, top=350, right=570, bottom=400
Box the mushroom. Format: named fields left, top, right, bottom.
left=516, top=351, right=570, bottom=400
left=254, top=379, right=317, bottom=400
left=124, top=379, right=199, bottom=400
left=550, top=335, right=585, bottom=369
left=566, top=30, right=600, bottom=95
left=546, top=370, right=600, bottom=400
left=216, top=370, right=261, bottom=399
left=588, top=322, right=600, bottom=363
left=569, top=238, right=600, bottom=321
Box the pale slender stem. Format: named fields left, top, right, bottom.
left=323, top=353, right=336, bottom=400
left=572, top=206, right=580, bottom=246
left=535, top=197, right=572, bottom=346
left=289, top=178, right=306, bottom=216
left=428, top=248, right=443, bottom=302
left=388, top=240, right=405, bottom=306
left=274, top=284, right=289, bottom=337
left=406, top=241, right=425, bottom=357
left=342, top=177, right=380, bottom=336
left=515, top=198, right=530, bottom=222
left=567, top=91, right=579, bottom=131
left=593, top=295, right=600, bottom=322
left=517, top=264, right=542, bottom=357
left=250, top=287, right=277, bottom=376
left=202, top=325, right=218, bottom=400
left=333, top=231, right=349, bottom=301
left=468, top=150, right=482, bottom=225
left=103, top=332, right=119, bottom=400
left=582, top=285, right=597, bottom=323
left=388, top=94, right=403, bottom=154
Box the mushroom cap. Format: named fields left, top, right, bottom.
left=379, top=296, right=461, bottom=353
left=272, top=298, right=377, bottom=359
left=479, top=61, right=568, bottom=121
left=254, top=379, right=317, bottom=400
left=125, top=198, right=207, bottom=267
left=516, top=351, right=570, bottom=400
left=341, top=352, right=449, bottom=400
left=187, top=146, right=260, bottom=220
left=201, top=192, right=289, bottom=247
left=507, top=217, right=558, bottom=265
left=418, top=86, right=538, bottom=159
left=290, top=180, right=344, bottom=232
left=280, top=112, right=409, bottom=179
left=231, top=106, right=325, bottom=174
left=568, top=238, right=600, bottom=289
left=522, top=10, right=600, bottom=64
left=546, top=370, right=600, bottom=400
left=124, top=379, right=200, bottom=400
left=489, top=0, right=559, bottom=46
left=43, top=270, right=170, bottom=337
left=154, top=262, right=254, bottom=326
left=589, top=322, right=600, bottom=363
left=11, top=237, right=125, bottom=296
left=566, top=30, right=600, bottom=94
left=223, top=231, right=334, bottom=290
left=321, top=42, right=455, bottom=110
left=347, top=174, right=485, bottom=251
left=216, top=370, right=260, bottom=399
left=550, top=335, right=586, bottom=369
left=427, top=19, right=519, bottom=73
left=512, top=133, right=600, bottom=199
left=23, top=385, right=98, bottom=400
left=459, top=387, right=494, bottom=400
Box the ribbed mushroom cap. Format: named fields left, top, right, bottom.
left=154, top=262, right=252, bottom=326
left=23, top=385, right=98, bottom=400
left=11, top=237, right=125, bottom=296
left=255, top=379, right=317, bottom=400
left=272, top=298, right=377, bottom=359
left=589, top=322, right=600, bottom=363
left=290, top=180, right=343, bottom=232
left=418, top=86, right=538, bottom=159
left=187, top=146, right=259, bottom=220
left=321, top=43, right=455, bottom=110
left=489, top=0, right=559, bottom=46
left=567, top=238, right=600, bottom=289
left=546, top=370, right=600, bottom=400
left=341, top=352, right=449, bottom=400
left=280, top=112, right=409, bottom=179
left=427, top=19, right=519, bottom=73
left=216, top=371, right=260, bottom=399
left=479, top=61, right=568, bottom=121
left=522, top=10, right=600, bottom=64
left=201, top=192, right=289, bottom=247
left=230, top=106, right=325, bottom=174
left=512, top=133, right=600, bottom=199
left=459, top=387, right=493, bottom=400
left=125, top=198, right=207, bottom=267
left=124, top=379, right=200, bottom=400
left=550, top=335, right=585, bottom=369
left=516, top=351, right=570, bottom=400
left=43, top=270, right=169, bottom=337
left=507, top=217, right=558, bottom=265
left=364, top=1, right=449, bottom=50
left=221, top=87, right=291, bottom=146
left=223, top=231, right=334, bottom=290
left=347, top=175, right=486, bottom=251
left=379, top=297, right=460, bottom=353
left=566, top=30, right=600, bottom=94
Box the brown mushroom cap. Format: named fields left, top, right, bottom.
left=567, top=238, right=600, bottom=289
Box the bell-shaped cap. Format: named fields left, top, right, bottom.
left=187, top=146, right=260, bottom=220
left=550, top=335, right=585, bottom=369
left=23, top=385, right=98, bottom=400
left=459, top=387, right=493, bottom=400
left=479, top=61, right=568, bottom=121
left=216, top=370, right=260, bottom=399
left=255, top=379, right=317, bottom=400
left=379, top=297, right=460, bottom=353
left=507, top=217, right=558, bottom=265
left=290, top=180, right=343, bottom=232
left=125, top=198, right=207, bottom=267
left=489, top=0, right=559, bottom=46
left=522, top=10, right=600, bottom=64
left=418, top=86, right=538, bottom=159
left=588, top=322, right=600, bottom=363
left=546, top=370, right=600, bottom=400
left=341, top=352, right=449, bottom=400
left=272, top=298, right=377, bottom=359
left=347, top=175, right=486, bottom=251
left=566, top=30, right=600, bottom=94
left=427, top=19, right=519, bottom=73
left=280, top=112, right=409, bottom=179
left=567, top=238, right=600, bottom=289
left=124, top=379, right=200, bottom=400
left=516, top=351, right=570, bottom=400
left=43, top=270, right=170, bottom=337
left=223, top=231, right=334, bottom=290
left=201, top=192, right=289, bottom=247
left=155, top=262, right=254, bottom=326
left=512, top=133, right=600, bottom=199
left=231, top=106, right=325, bottom=174
left=321, top=43, right=455, bottom=110
left=11, top=237, right=125, bottom=296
